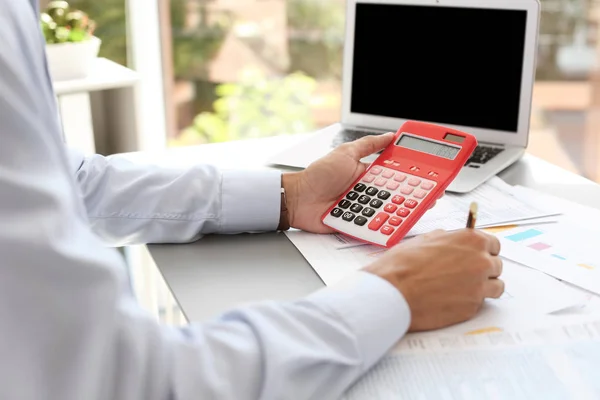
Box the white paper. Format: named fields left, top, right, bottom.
left=344, top=319, right=600, bottom=400
left=494, top=221, right=600, bottom=296
left=405, top=177, right=560, bottom=237
left=285, top=230, right=585, bottom=315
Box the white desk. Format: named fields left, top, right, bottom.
left=129, top=135, right=600, bottom=322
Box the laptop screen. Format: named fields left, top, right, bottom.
left=350, top=3, right=528, bottom=133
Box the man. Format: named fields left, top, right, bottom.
left=0, top=1, right=503, bottom=399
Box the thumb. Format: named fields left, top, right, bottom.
left=343, top=132, right=395, bottom=160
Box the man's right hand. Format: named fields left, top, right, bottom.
left=364, top=229, right=504, bottom=332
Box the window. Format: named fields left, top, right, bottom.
left=163, top=0, right=345, bottom=146
left=160, top=0, right=600, bottom=182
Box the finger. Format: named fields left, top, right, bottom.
left=486, top=234, right=501, bottom=256
left=342, top=132, right=395, bottom=160
left=483, top=278, right=505, bottom=299
left=488, top=256, right=503, bottom=278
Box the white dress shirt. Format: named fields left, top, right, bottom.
left=0, top=1, right=411, bottom=399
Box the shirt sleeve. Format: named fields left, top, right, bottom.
left=69, top=150, right=282, bottom=247
left=0, top=3, right=412, bottom=400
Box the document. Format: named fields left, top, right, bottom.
left=285, top=230, right=586, bottom=316
left=344, top=319, right=600, bottom=400
left=406, top=177, right=560, bottom=237
left=494, top=221, right=600, bottom=296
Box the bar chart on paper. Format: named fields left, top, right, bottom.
left=489, top=223, right=600, bottom=294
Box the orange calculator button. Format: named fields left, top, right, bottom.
left=384, top=203, right=398, bottom=213
left=391, top=195, right=405, bottom=205
left=389, top=216, right=402, bottom=226
left=368, top=213, right=389, bottom=231
left=404, top=199, right=418, bottom=209
left=396, top=208, right=410, bottom=218
left=380, top=225, right=395, bottom=236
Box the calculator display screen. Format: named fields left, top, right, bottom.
left=397, top=135, right=460, bottom=160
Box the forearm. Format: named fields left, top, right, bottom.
left=73, top=153, right=282, bottom=246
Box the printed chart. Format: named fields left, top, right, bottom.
left=491, top=223, right=600, bottom=295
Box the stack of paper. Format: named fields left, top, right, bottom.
left=285, top=176, right=600, bottom=397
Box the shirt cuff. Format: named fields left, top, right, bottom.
left=220, top=169, right=282, bottom=234
left=306, top=271, right=411, bottom=371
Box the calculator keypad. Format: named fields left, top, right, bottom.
left=324, top=166, right=437, bottom=246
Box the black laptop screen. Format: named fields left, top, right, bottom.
left=350, top=3, right=528, bottom=133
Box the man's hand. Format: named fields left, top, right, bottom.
left=283, top=133, right=396, bottom=233
left=365, top=229, right=504, bottom=332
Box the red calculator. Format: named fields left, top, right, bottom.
left=322, top=121, right=477, bottom=248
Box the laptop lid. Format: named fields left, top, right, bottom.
left=341, top=0, right=540, bottom=147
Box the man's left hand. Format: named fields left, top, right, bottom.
left=282, top=133, right=396, bottom=234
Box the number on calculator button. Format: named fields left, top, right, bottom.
left=346, top=191, right=359, bottom=200
left=354, top=183, right=367, bottom=192
left=350, top=203, right=363, bottom=213
left=339, top=199, right=352, bottom=209
left=342, top=212, right=355, bottom=221
left=380, top=225, right=395, bottom=236
left=370, top=199, right=384, bottom=209
left=368, top=213, right=389, bottom=231
left=404, top=199, right=418, bottom=209
left=366, top=187, right=379, bottom=196
left=330, top=208, right=343, bottom=218
left=377, top=190, right=391, bottom=200
left=357, top=195, right=371, bottom=204
left=362, top=207, right=375, bottom=217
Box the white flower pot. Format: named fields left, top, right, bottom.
left=45, top=36, right=102, bottom=81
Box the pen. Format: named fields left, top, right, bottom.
left=466, top=202, right=478, bottom=229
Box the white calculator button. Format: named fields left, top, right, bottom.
left=394, top=173, right=407, bottom=182
left=414, top=190, right=427, bottom=199
left=421, top=182, right=434, bottom=190
left=386, top=181, right=400, bottom=191
left=370, top=166, right=383, bottom=175
left=400, top=186, right=414, bottom=195
left=374, top=178, right=387, bottom=187
left=408, top=177, right=421, bottom=186
left=363, top=174, right=376, bottom=183
left=382, top=170, right=395, bottom=178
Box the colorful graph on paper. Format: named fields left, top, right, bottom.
left=488, top=223, right=600, bottom=294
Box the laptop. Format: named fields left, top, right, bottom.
left=269, top=0, right=540, bottom=193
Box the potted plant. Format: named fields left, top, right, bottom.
left=41, top=1, right=101, bottom=81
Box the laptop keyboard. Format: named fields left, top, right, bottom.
left=332, top=129, right=504, bottom=166
left=331, top=129, right=383, bottom=148
left=466, top=145, right=504, bottom=166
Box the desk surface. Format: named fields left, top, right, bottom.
left=143, top=135, right=600, bottom=322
